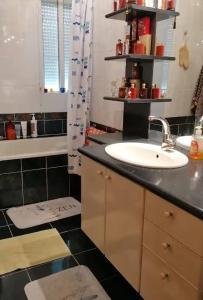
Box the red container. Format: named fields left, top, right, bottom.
left=168, top=0, right=174, bottom=10
left=138, top=17, right=151, bottom=37
left=116, top=39, right=123, bottom=56
left=134, top=41, right=145, bottom=55
left=119, top=0, right=126, bottom=9
left=113, top=0, right=117, bottom=11
left=137, top=0, right=144, bottom=5
left=6, top=121, right=16, bottom=140
left=156, top=44, right=165, bottom=57
left=152, top=87, right=160, bottom=99
left=128, top=84, right=137, bottom=99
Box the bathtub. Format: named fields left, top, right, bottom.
left=0, top=136, right=67, bottom=161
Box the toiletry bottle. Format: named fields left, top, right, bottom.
left=189, top=123, right=203, bottom=160
left=124, top=35, right=130, bottom=55
left=140, top=83, right=148, bottom=99
left=167, top=0, right=174, bottom=10
left=113, top=0, right=117, bottom=11
left=118, top=78, right=127, bottom=98
left=152, top=84, right=160, bottom=99
left=116, top=39, right=123, bottom=56
left=21, top=121, right=27, bottom=139
left=31, top=114, right=38, bottom=138
left=128, top=83, right=137, bottom=99
left=6, top=121, right=16, bottom=140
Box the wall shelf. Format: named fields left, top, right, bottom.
left=105, top=54, right=176, bottom=62
left=105, top=4, right=179, bottom=22
left=104, top=97, right=172, bottom=103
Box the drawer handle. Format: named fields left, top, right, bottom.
left=160, top=272, right=169, bottom=280
left=105, top=175, right=111, bottom=180
left=162, top=242, right=171, bottom=250
left=164, top=211, right=174, bottom=218
left=97, top=170, right=103, bottom=175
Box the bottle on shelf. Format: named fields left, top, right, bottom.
left=116, top=39, right=123, bottom=56
left=30, top=113, right=38, bottom=138
left=151, top=84, right=160, bottom=99
left=128, top=83, right=137, bottom=99
left=113, top=0, right=117, bottom=11
left=133, top=40, right=145, bottom=55
left=167, top=0, right=175, bottom=10
left=124, top=35, right=130, bottom=55
left=140, top=83, right=148, bottom=99
left=156, top=44, right=165, bottom=57
left=118, top=78, right=127, bottom=98
left=6, top=121, right=16, bottom=140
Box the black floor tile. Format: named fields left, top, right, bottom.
left=0, top=226, right=11, bottom=240
left=51, top=215, right=81, bottom=233
left=101, top=275, right=143, bottom=300
left=0, top=211, right=6, bottom=227
left=28, top=256, right=77, bottom=281
left=61, top=229, right=96, bottom=254
left=0, top=270, right=29, bottom=300
left=10, top=223, right=51, bottom=237
left=75, top=249, right=119, bottom=282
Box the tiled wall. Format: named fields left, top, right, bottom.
left=0, top=112, right=67, bottom=139
left=0, top=154, right=81, bottom=209
left=150, top=116, right=195, bottom=136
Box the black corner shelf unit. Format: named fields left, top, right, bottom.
left=104, top=4, right=179, bottom=139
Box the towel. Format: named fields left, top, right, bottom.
left=191, top=66, right=203, bottom=115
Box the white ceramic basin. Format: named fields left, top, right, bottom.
left=176, top=136, right=192, bottom=150
left=105, top=143, right=189, bottom=169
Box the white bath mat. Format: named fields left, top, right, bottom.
left=25, top=265, right=111, bottom=300
left=7, top=197, right=81, bottom=229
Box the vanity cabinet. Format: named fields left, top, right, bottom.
left=81, top=155, right=203, bottom=299
left=81, top=155, right=145, bottom=290
left=141, top=191, right=203, bottom=300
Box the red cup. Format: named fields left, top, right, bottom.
left=156, top=45, right=165, bottom=57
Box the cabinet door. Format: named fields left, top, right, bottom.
left=81, top=156, right=106, bottom=253
left=105, top=170, right=145, bottom=290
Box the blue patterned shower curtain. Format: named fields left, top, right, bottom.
left=67, top=0, right=93, bottom=174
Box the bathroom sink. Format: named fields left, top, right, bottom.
left=105, top=143, right=189, bottom=169
left=176, top=136, right=192, bottom=150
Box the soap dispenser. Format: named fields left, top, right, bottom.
left=30, top=114, right=38, bottom=138
left=189, top=116, right=203, bottom=160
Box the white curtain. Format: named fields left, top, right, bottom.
left=67, top=0, right=93, bottom=174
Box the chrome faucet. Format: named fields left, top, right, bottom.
left=149, top=116, right=175, bottom=150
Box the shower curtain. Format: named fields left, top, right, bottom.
left=67, top=0, right=93, bottom=174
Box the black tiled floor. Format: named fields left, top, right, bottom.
left=51, top=215, right=81, bottom=233
left=0, top=173, right=23, bottom=208
left=47, top=167, right=69, bottom=200
left=0, top=271, right=30, bottom=300
left=101, top=275, right=143, bottom=300
left=0, top=211, right=6, bottom=227
left=28, top=256, right=78, bottom=281
left=0, top=226, right=11, bottom=239
left=61, top=228, right=96, bottom=254
left=10, top=223, right=51, bottom=237
left=75, top=248, right=119, bottom=282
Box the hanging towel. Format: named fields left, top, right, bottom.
left=191, top=65, right=203, bottom=114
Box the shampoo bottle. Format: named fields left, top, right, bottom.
left=31, top=114, right=38, bottom=138
left=189, top=116, right=203, bottom=160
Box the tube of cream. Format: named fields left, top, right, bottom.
left=21, top=121, right=27, bottom=139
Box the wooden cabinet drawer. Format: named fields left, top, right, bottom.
left=145, top=191, right=203, bottom=257
left=143, top=219, right=203, bottom=290
left=141, top=247, right=203, bottom=300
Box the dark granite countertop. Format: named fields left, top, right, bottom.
left=80, top=131, right=203, bottom=220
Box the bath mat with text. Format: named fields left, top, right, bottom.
left=0, top=228, right=70, bottom=275
left=7, top=197, right=81, bottom=229
left=25, top=265, right=111, bottom=300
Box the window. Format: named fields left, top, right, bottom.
left=41, top=0, right=72, bottom=92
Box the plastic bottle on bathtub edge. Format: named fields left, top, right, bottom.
left=31, top=114, right=38, bottom=138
